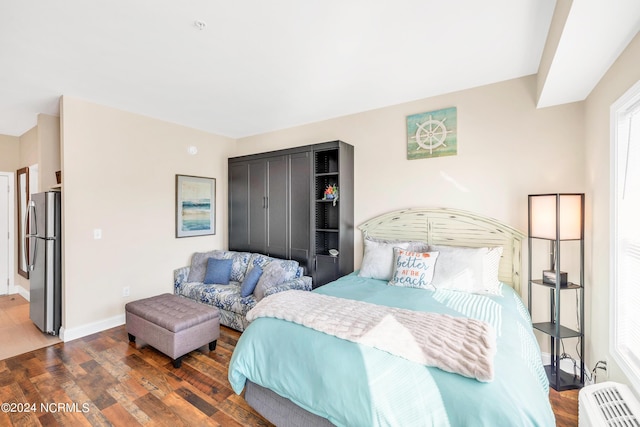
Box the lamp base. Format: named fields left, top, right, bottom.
left=543, top=270, right=568, bottom=286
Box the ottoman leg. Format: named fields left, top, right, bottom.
left=172, top=356, right=183, bottom=368
left=128, top=333, right=136, bottom=343
left=209, top=340, right=217, bottom=351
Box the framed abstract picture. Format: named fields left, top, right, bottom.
left=406, top=106, right=457, bottom=160
left=176, top=174, right=216, bottom=237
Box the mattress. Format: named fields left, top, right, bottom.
left=228, top=272, right=555, bottom=426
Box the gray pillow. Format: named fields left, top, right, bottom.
left=253, top=262, right=289, bottom=301
left=186, top=250, right=224, bottom=283
left=358, top=237, right=429, bottom=281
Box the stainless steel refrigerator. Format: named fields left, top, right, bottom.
left=26, top=191, right=61, bottom=335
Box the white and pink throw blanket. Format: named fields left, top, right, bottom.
left=246, top=290, right=496, bottom=382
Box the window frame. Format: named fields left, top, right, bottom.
left=610, top=78, right=640, bottom=393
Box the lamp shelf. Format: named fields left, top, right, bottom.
left=530, top=279, right=582, bottom=290
left=529, top=236, right=583, bottom=242
left=533, top=322, right=582, bottom=339
left=544, top=366, right=583, bottom=391
left=527, top=193, right=585, bottom=391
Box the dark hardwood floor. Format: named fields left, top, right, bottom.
left=0, top=325, right=578, bottom=426
left=550, top=387, right=580, bottom=427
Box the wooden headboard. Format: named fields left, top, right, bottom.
left=358, top=208, right=526, bottom=293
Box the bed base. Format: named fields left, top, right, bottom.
left=245, top=381, right=334, bottom=427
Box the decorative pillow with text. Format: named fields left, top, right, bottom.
left=388, top=249, right=439, bottom=290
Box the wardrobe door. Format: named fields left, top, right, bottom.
left=289, top=151, right=312, bottom=273
left=265, top=156, right=288, bottom=259
left=248, top=160, right=267, bottom=253
left=228, top=162, right=250, bottom=251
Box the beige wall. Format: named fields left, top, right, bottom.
left=60, top=96, right=235, bottom=335
left=0, top=134, right=20, bottom=172
left=38, top=114, right=61, bottom=190
left=584, top=32, right=640, bottom=387
left=237, top=75, right=586, bottom=272
left=19, top=126, right=38, bottom=170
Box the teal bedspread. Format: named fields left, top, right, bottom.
left=228, top=273, right=555, bottom=426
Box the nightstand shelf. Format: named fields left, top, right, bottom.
left=528, top=193, right=585, bottom=391
left=545, top=366, right=583, bottom=391
left=530, top=279, right=582, bottom=290
left=532, top=322, right=581, bottom=339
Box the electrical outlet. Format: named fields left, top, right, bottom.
left=122, top=286, right=130, bottom=298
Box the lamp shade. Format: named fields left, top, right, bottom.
left=529, top=194, right=583, bottom=240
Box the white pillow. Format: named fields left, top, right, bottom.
left=388, top=248, right=439, bottom=290
left=429, top=245, right=503, bottom=294
left=359, top=237, right=428, bottom=280
left=482, top=246, right=503, bottom=293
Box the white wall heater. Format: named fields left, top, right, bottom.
left=579, top=381, right=640, bottom=426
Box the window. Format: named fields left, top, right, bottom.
left=611, top=80, right=640, bottom=392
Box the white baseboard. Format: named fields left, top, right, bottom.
left=60, top=314, right=125, bottom=343
left=8, top=287, right=124, bottom=343
left=13, top=285, right=30, bottom=301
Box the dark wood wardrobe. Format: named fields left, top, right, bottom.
left=228, top=140, right=354, bottom=287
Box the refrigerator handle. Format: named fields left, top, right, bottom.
left=27, top=200, right=37, bottom=236
left=25, top=200, right=36, bottom=271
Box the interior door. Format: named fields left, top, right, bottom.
left=228, top=162, right=250, bottom=251
left=0, top=175, right=9, bottom=295
left=248, top=160, right=267, bottom=253
left=266, top=156, right=288, bottom=258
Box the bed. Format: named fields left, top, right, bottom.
left=228, top=208, right=555, bottom=426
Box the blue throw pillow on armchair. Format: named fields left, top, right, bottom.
left=241, top=266, right=263, bottom=297
left=203, top=258, right=233, bottom=285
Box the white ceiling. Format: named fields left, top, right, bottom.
left=0, top=0, right=638, bottom=138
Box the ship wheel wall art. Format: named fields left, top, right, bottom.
left=406, top=106, right=457, bottom=160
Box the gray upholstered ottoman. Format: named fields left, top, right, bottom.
left=125, top=293, right=220, bottom=368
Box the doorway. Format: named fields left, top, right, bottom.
left=0, top=172, right=15, bottom=296
left=0, top=169, right=59, bottom=360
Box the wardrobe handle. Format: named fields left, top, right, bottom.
left=262, top=196, right=266, bottom=208
left=265, top=196, right=269, bottom=209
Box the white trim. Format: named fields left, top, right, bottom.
left=59, top=314, right=125, bottom=343
left=610, top=78, right=640, bottom=395
left=13, top=285, right=29, bottom=301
